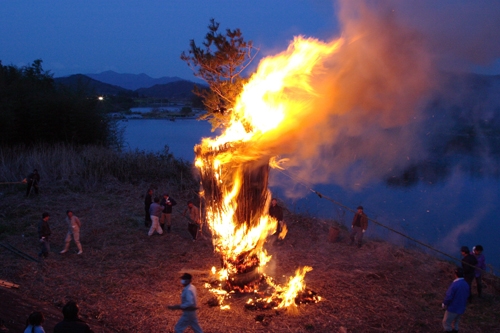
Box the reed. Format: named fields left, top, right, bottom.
left=0, top=144, right=196, bottom=192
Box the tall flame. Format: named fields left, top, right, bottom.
left=202, top=36, right=343, bottom=150
left=196, top=36, right=340, bottom=306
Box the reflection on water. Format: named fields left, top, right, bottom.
left=122, top=119, right=214, bottom=161
left=271, top=171, right=500, bottom=272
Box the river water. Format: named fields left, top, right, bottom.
left=123, top=119, right=500, bottom=271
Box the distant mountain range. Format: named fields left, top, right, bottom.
left=85, top=70, right=185, bottom=91
left=54, top=71, right=207, bottom=101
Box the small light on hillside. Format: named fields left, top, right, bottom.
left=98, top=96, right=104, bottom=101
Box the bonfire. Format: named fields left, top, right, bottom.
left=194, top=36, right=342, bottom=309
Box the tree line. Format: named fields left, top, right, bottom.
left=0, top=60, right=121, bottom=147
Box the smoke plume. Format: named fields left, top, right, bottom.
left=258, top=0, right=500, bottom=195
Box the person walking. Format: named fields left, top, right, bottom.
left=460, top=246, right=477, bottom=301
left=144, top=188, right=153, bottom=227
left=160, top=193, right=177, bottom=233
left=268, top=198, right=284, bottom=234
left=473, top=245, right=486, bottom=298
left=23, top=169, right=40, bottom=197
left=349, top=206, right=368, bottom=248
left=54, top=301, right=94, bottom=333
left=60, top=210, right=83, bottom=255
left=38, top=212, right=51, bottom=258
left=183, top=201, right=200, bottom=241
left=168, top=273, right=203, bottom=333
left=442, top=267, right=469, bottom=333
left=148, top=197, right=164, bottom=236
left=24, top=311, right=45, bottom=333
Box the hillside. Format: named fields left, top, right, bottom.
left=136, top=80, right=207, bottom=100
left=54, top=74, right=136, bottom=96
left=85, top=70, right=185, bottom=91
left=0, top=176, right=499, bottom=332
left=54, top=74, right=204, bottom=102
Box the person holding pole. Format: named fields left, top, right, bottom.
left=349, top=206, right=368, bottom=248
left=23, top=169, right=40, bottom=197
left=183, top=201, right=200, bottom=241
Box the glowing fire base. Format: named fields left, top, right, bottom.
left=196, top=142, right=320, bottom=309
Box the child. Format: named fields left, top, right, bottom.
left=24, top=311, right=45, bottom=333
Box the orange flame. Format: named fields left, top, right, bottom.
left=197, top=36, right=340, bottom=306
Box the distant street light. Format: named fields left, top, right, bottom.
left=98, top=96, right=104, bottom=101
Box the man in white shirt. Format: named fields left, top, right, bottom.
left=168, top=273, right=203, bottom=333
left=60, top=210, right=83, bottom=255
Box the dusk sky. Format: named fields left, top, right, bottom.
left=1, top=0, right=499, bottom=80
left=0, top=0, right=339, bottom=79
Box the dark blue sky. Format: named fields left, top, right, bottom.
left=1, top=0, right=499, bottom=80
left=0, top=0, right=339, bottom=79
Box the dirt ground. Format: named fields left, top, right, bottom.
left=1, top=182, right=499, bottom=333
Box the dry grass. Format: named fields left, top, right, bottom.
left=1, top=152, right=499, bottom=332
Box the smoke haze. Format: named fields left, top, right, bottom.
left=260, top=0, right=500, bottom=195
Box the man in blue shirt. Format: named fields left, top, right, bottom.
left=442, top=267, right=469, bottom=332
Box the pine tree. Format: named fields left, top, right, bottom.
left=181, top=19, right=258, bottom=130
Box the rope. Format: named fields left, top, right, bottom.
left=277, top=169, right=498, bottom=278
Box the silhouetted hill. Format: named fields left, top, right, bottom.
left=85, top=70, right=183, bottom=90
left=136, top=80, right=208, bottom=100
left=54, top=74, right=136, bottom=96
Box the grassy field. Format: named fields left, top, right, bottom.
left=1, top=145, right=499, bottom=332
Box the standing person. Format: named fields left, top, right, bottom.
left=23, top=169, right=40, bottom=197
left=168, top=273, right=203, bottom=333
left=183, top=201, right=200, bottom=241
left=442, top=267, right=469, bottom=333
left=24, top=311, right=45, bottom=333
left=148, top=197, right=164, bottom=236
left=268, top=198, right=284, bottom=234
left=473, top=245, right=486, bottom=298
left=53, top=301, right=94, bottom=333
left=60, top=210, right=83, bottom=255
left=160, top=193, right=177, bottom=233
left=38, top=212, right=51, bottom=258
left=460, top=246, right=477, bottom=301
left=144, top=189, right=153, bottom=227
left=349, top=206, right=368, bottom=248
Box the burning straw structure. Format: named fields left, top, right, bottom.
left=195, top=141, right=273, bottom=291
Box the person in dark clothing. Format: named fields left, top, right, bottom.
left=144, top=189, right=153, bottom=227
left=473, top=245, right=486, bottom=298
left=268, top=198, right=284, bottom=234
left=349, top=206, right=368, bottom=248
left=38, top=212, right=51, bottom=258
left=54, top=301, right=94, bottom=333
left=24, top=169, right=40, bottom=197
left=460, top=246, right=478, bottom=301
left=160, top=193, right=177, bottom=232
